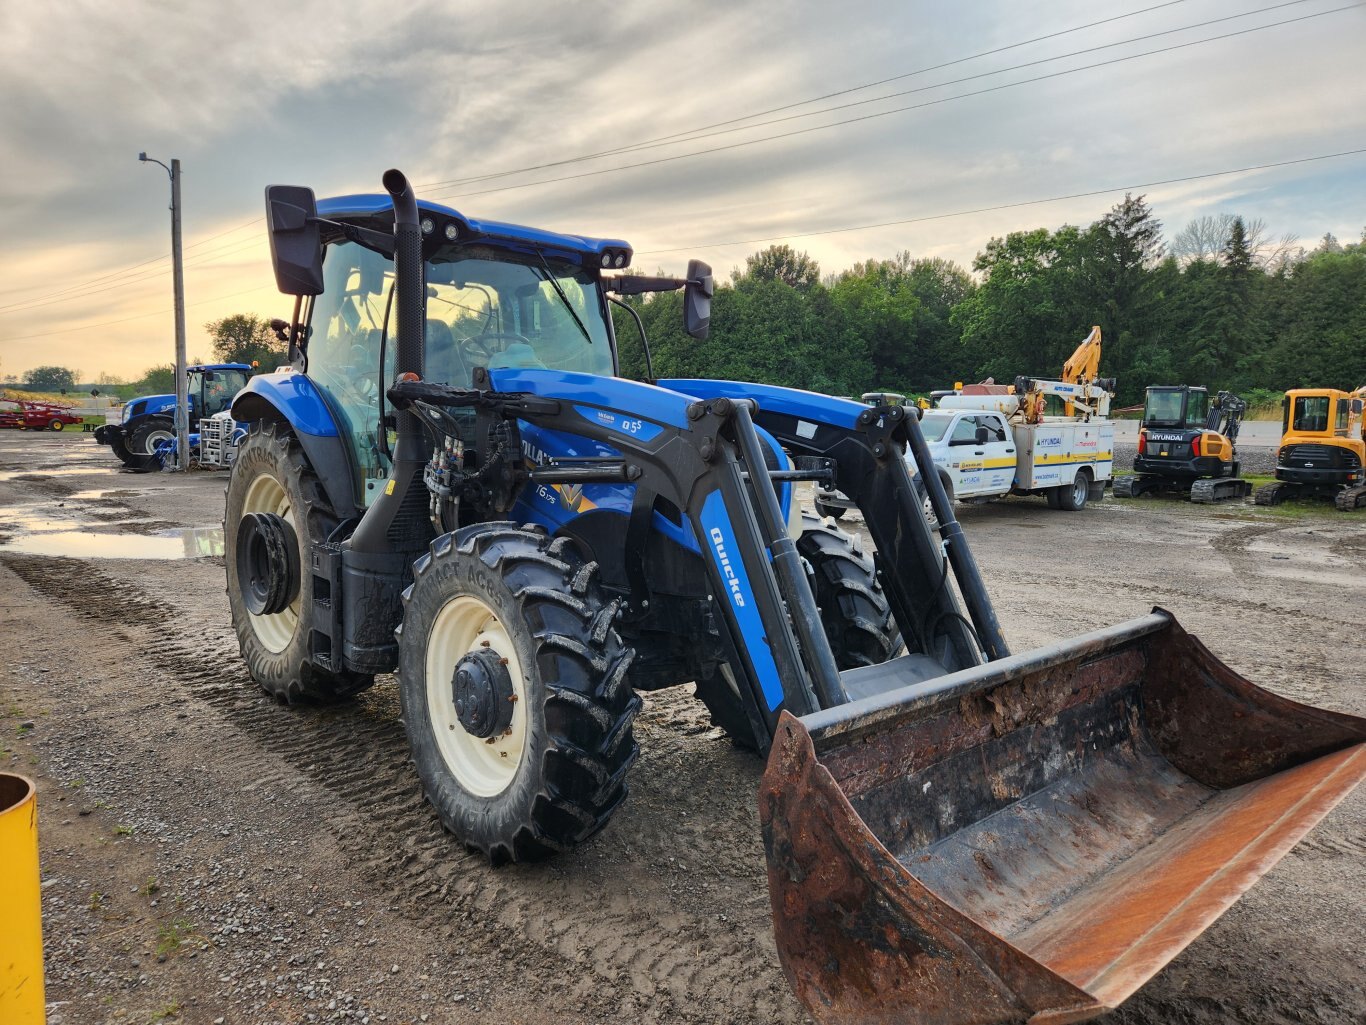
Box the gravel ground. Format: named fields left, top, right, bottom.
left=1, top=430, right=1362, bottom=1025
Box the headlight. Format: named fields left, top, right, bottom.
left=420, top=217, right=435, bottom=235
left=444, top=222, right=459, bottom=240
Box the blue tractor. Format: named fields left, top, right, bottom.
left=95, top=362, right=251, bottom=470
left=225, top=171, right=1365, bottom=1025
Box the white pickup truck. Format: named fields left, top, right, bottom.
left=816, top=403, right=1114, bottom=518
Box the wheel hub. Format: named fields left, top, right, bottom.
left=452, top=648, right=515, bottom=739
left=236, top=512, right=300, bottom=616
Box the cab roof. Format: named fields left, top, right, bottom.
left=317, top=195, right=631, bottom=263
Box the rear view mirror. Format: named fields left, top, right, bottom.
left=265, top=185, right=324, bottom=296
left=684, top=259, right=713, bottom=340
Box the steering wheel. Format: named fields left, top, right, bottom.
left=460, top=331, right=533, bottom=365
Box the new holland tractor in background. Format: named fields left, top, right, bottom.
left=1115, top=385, right=1252, bottom=503
left=222, top=170, right=1366, bottom=1025
left=94, top=362, right=251, bottom=471
left=1255, top=385, right=1366, bottom=510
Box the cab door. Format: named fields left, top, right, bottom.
left=946, top=415, right=990, bottom=496
left=979, top=413, right=1016, bottom=492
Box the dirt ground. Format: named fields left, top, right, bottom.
left=1, top=430, right=1362, bottom=1025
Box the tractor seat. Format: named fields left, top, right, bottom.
left=425, top=319, right=471, bottom=388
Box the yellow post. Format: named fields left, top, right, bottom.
left=0, top=773, right=44, bottom=1024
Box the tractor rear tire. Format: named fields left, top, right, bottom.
left=225, top=421, right=373, bottom=704
left=397, top=524, right=640, bottom=863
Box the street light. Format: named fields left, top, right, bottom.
left=138, top=151, right=189, bottom=472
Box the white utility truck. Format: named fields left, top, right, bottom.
left=816, top=327, right=1115, bottom=518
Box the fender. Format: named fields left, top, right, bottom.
left=231, top=372, right=360, bottom=518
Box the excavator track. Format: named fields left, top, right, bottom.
left=1254, top=481, right=1289, bottom=506
left=1190, top=478, right=1252, bottom=504
left=1334, top=483, right=1366, bottom=511
left=1112, top=475, right=1156, bottom=499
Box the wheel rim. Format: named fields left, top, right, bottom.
left=1073, top=476, right=1087, bottom=504
left=425, top=594, right=529, bottom=797
left=240, top=472, right=299, bottom=653
left=136, top=427, right=174, bottom=456
left=922, top=493, right=937, bottom=526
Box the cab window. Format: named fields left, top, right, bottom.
left=1335, top=399, right=1349, bottom=434
left=1292, top=396, right=1330, bottom=433
left=950, top=417, right=980, bottom=445
left=1185, top=390, right=1209, bottom=428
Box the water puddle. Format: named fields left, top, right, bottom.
left=0, top=506, right=223, bottom=559
left=1, top=525, right=224, bottom=560
left=0, top=466, right=118, bottom=482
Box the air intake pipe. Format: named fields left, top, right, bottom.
left=346, top=169, right=427, bottom=555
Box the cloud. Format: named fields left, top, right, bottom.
left=2, top=0, right=1363, bottom=378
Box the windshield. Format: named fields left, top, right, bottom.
left=920, top=413, right=954, bottom=442
left=426, top=245, right=613, bottom=382
left=1144, top=390, right=1186, bottom=424
left=308, top=240, right=614, bottom=504
left=1292, top=395, right=1331, bottom=433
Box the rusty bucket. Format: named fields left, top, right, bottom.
left=761, top=610, right=1366, bottom=1025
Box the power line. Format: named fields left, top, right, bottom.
left=0, top=236, right=269, bottom=317
left=635, top=147, right=1366, bottom=255
left=0, top=216, right=264, bottom=314
left=415, top=0, right=1193, bottom=190
left=425, top=2, right=1358, bottom=205
left=0, top=284, right=279, bottom=343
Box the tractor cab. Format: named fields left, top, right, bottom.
left=191, top=365, right=251, bottom=418
left=1134, top=385, right=1234, bottom=478
left=259, top=193, right=709, bottom=509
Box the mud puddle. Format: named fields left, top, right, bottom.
left=0, top=466, right=119, bottom=481
left=0, top=505, right=223, bottom=559
left=1, top=525, right=223, bottom=559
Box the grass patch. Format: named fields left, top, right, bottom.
left=150, top=1001, right=183, bottom=1022
left=141, top=877, right=160, bottom=897
left=155, top=918, right=196, bottom=958
left=113, top=823, right=134, bottom=836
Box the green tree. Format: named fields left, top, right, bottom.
left=134, top=364, right=177, bottom=395
left=21, top=365, right=79, bottom=392
left=206, top=313, right=286, bottom=369
left=738, top=245, right=821, bottom=291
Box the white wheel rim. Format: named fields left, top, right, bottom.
left=240, top=472, right=299, bottom=653
left=425, top=594, right=529, bottom=797
left=139, top=428, right=174, bottom=455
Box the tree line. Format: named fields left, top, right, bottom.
left=12, top=197, right=1363, bottom=409
left=614, top=195, right=1366, bottom=406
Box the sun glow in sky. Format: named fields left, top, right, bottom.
left=1, top=0, right=1363, bottom=382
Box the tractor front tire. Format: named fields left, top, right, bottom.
left=126, top=417, right=175, bottom=473
left=225, top=421, right=373, bottom=704
left=397, top=524, right=640, bottom=863
left=798, top=513, right=900, bottom=670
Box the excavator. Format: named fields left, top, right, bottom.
left=1255, top=385, right=1366, bottom=510
left=1115, top=386, right=1252, bottom=503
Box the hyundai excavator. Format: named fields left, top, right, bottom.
left=1115, top=386, right=1252, bottom=503
left=1255, top=385, right=1366, bottom=510
left=226, top=173, right=1366, bottom=1025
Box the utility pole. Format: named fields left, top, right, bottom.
left=139, top=152, right=189, bottom=471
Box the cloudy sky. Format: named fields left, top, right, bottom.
left=2, top=0, right=1363, bottom=382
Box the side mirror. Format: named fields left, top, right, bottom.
left=265, top=185, right=324, bottom=296
left=975, top=425, right=989, bottom=445
left=683, top=259, right=713, bottom=340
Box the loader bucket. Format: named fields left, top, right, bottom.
left=761, top=610, right=1366, bottom=1025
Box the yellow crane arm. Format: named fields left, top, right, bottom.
left=1062, top=325, right=1103, bottom=386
